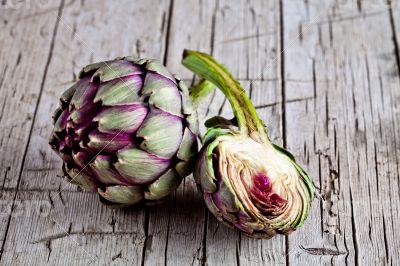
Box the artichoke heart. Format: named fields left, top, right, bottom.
left=196, top=133, right=313, bottom=238
left=183, top=50, right=314, bottom=239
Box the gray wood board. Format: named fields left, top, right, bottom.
left=0, top=0, right=399, bottom=265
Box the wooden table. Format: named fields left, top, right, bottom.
left=0, top=0, right=399, bottom=265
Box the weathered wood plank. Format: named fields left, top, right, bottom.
left=390, top=0, right=400, bottom=79
left=283, top=0, right=400, bottom=265
left=1, top=0, right=399, bottom=265
left=0, top=0, right=64, bottom=258
left=202, top=80, right=286, bottom=266
left=145, top=1, right=285, bottom=265
left=212, top=0, right=281, bottom=81
left=2, top=0, right=171, bottom=265
left=19, top=0, right=171, bottom=191
left=144, top=1, right=285, bottom=264
left=0, top=191, right=16, bottom=257
left=165, top=0, right=217, bottom=79
left=0, top=191, right=145, bottom=265
left=142, top=1, right=215, bottom=265
left=0, top=1, right=63, bottom=189
left=240, top=82, right=287, bottom=266
left=201, top=0, right=285, bottom=265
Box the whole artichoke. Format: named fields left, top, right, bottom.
left=182, top=50, right=314, bottom=238
left=49, top=56, right=198, bottom=207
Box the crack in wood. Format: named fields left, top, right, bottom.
left=388, top=0, right=400, bottom=83
left=1, top=0, right=400, bottom=265
left=254, top=96, right=315, bottom=110
left=221, top=31, right=277, bottom=43
left=299, top=245, right=346, bottom=256
left=0, top=0, right=66, bottom=261
left=308, top=10, right=387, bottom=26
left=111, top=251, right=122, bottom=261
left=31, top=230, right=141, bottom=245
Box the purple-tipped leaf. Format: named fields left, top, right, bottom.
left=94, top=104, right=148, bottom=133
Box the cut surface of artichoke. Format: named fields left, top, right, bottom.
left=202, top=134, right=312, bottom=236
left=183, top=49, right=314, bottom=238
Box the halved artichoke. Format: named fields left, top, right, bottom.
left=182, top=50, right=314, bottom=238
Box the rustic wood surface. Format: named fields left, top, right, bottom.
left=0, top=0, right=399, bottom=265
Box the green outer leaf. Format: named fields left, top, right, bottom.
left=134, top=58, right=150, bottom=65
left=90, top=155, right=130, bottom=186
left=176, top=128, right=198, bottom=161
left=53, top=108, right=69, bottom=133
left=175, top=158, right=195, bottom=178
left=94, top=77, right=142, bottom=105
left=146, top=60, right=176, bottom=83
left=272, top=143, right=296, bottom=161
left=179, top=79, right=194, bottom=115
left=182, top=50, right=268, bottom=142
left=204, top=116, right=236, bottom=129
left=79, top=60, right=112, bottom=78
left=51, top=107, right=62, bottom=124
left=94, top=104, right=147, bottom=133
left=64, top=166, right=97, bottom=192
left=69, top=77, right=93, bottom=109
left=197, top=140, right=219, bottom=193
left=203, top=127, right=235, bottom=145
left=98, top=186, right=143, bottom=205
left=149, top=86, right=182, bottom=116
left=145, top=169, right=181, bottom=200
left=118, top=55, right=140, bottom=62
left=137, top=112, right=183, bottom=158
left=189, top=79, right=215, bottom=108
left=91, top=60, right=142, bottom=82
left=272, top=144, right=314, bottom=198
left=272, top=143, right=314, bottom=228
left=186, top=113, right=199, bottom=135
left=115, top=148, right=169, bottom=184
left=60, top=84, right=77, bottom=107
left=197, top=129, right=234, bottom=193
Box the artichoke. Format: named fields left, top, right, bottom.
left=49, top=56, right=199, bottom=207
left=182, top=50, right=314, bottom=238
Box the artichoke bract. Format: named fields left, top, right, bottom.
left=182, top=50, right=314, bottom=238
left=49, top=56, right=198, bottom=207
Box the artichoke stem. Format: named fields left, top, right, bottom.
left=182, top=49, right=269, bottom=143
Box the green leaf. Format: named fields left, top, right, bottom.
left=145, top=169, right=181, bottom=200
left=90, top=155, right=131, bottom=186
left=115, top=148, right=170, bottom=184
left=98, top=185, right=143, bottom=205
left=204, top=116, right=237, bottom=129
left=189, top=79, right=215, bottom=108
left=176, top=128, right=198, bottom=161
left=91, top=60, right=142, bottom=82
left=137, top=111, right=183, bottom=158
left=94, top=104, right=148, bottom=133
left=64, top=166, right=97, bottom=192
left=272, top=143, right=314, bottom=200
left=94, top=76, right=142, bottom=105
left=142, top=72, right=183, bottom=116
left=146, top=60, right=176, bottom=83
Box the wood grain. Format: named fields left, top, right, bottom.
left=283, top=0, right=400, bottom=265
left=0, top=0, right=64, bottom=258
left=0, top=0, right=399, bottom=265
left=1, top=0, right=170, bottom=264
